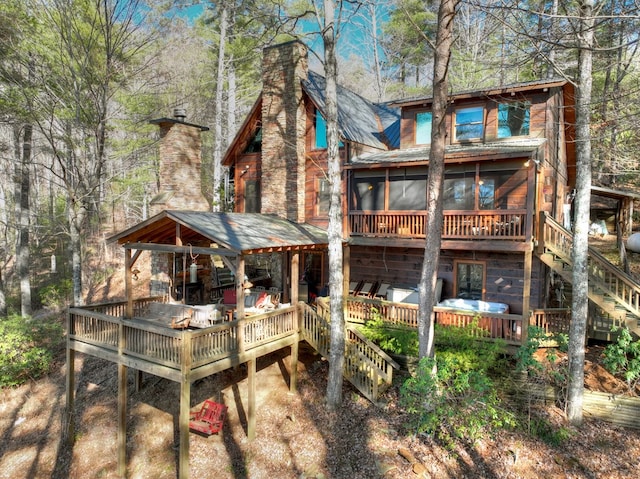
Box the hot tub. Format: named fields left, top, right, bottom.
left=437, top=298, right=509, bottom=314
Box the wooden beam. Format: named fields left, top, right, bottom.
left=123, top=242, right=238, bottom=256
left=247, top=357, right=256, bottom=441
left=125, top=249, right=133, bottom=319
left=236, top=256, right=245, bottom=351
left=290, top=333, right=298, bottom=393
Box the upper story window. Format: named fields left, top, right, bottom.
left=415, top=111, right=432, bottom=144
left=389, top=168, right=427, bottom=210
left=244, top=180, right=261, bottom=213
left=498, top=102, right=530, bottom=138
left=244, top=127, right=262, bottom=153
left=454, top=106, right=484, bottom=141
left=315, top=109, right=343, bottom=149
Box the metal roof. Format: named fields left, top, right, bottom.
left=349, top=138, right=546, bottom=165
left=591, top=185, right=640, bottom=201
left=303, top=71, right=400, bottom=150
left=387, top=78, right=572, bottom=107
left=108, top=210, right=328, bottom=254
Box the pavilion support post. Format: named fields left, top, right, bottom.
left=125, top=249, right=133, bottom=318
left=247, top=357, right=256, bottom=440
left=236, top=255, right=245, bottom=352
left=179, top=333, right=193, bottom=479
left=522, top=250, right=532, bottom=345
left=291, top=252, right=299, bottom=305
left=64, top=340, right=75, bottom=445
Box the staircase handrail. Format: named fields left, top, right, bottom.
left=541, top=212, right=640, bottom=315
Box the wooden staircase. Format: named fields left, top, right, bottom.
left=538, top=213, right=640, bottom=340
left=300, top=303, right=399, bottom=403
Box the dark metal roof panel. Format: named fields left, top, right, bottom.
left=349, top=138, right=546, bottom=165
left=303, top=71, right=400, bottom=150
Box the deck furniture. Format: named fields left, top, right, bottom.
left=189, top=400, right=227, bottom=435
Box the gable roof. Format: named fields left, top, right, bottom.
left=108, top=210, right=328, bottom=255
left=303, top=71, right=400, bottom=150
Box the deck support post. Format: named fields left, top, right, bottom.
left=247, top=357, right=256, bottom=440
left=290, top=329, right=298, bottom=393
left=65, top=342, right=75, bottom=445
left=291, top=252, right=299, bottom=305
left=522, top=249, right=533, bottom=344
left=178, top=377, right=191, bottom=479
left=179, top=333, right=192, bottom=479
left=117, top=362, right=127, bottom=477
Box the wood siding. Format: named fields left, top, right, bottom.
left=349, top=247, right=545, bottom=314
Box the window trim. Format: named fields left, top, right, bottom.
left=453, top=259, right=486, bottom=300
left=453, top=105, right=485, bottom=143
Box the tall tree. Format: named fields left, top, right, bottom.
left=319, top=0, right=346, bottom=410
left=567, top=0, right=595, bottom=426
left=417, top=0, right=458, bottom=358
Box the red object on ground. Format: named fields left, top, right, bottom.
left=189, top=400, right=227, bottom=435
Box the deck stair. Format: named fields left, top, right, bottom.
left=300, top=303, right=399, bottom=403
left=538, top=213, right=640, bottom=339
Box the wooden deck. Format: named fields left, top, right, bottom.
left=348, top=210, right=529, bottom=241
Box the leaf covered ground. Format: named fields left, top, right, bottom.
left=1, top=339, right=640, bottom=479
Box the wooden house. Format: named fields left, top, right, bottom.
left=223, top=40, right=640, bottom=342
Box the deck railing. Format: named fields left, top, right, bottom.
left=530, top=308, right=571, bottom=335
left=335, top=296, right=525, bottom=344
left=348, top=210, right=527, bottom=240
left=541, top=213, right=640, bottom=316
left=68, top=304, right=298, bottom=372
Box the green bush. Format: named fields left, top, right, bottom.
left=38, top=279, right=73, bottom=310
left=360, top=315, right=418, bottom=356
left=0, top=315, right=64, bottom=387
left=399, top=323, right=513, bottom=448
left=603, top=327, right=640, bottom=393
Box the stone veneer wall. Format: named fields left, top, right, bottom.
left=151, top=121, right=209, bottom=215
left=261, top=41, right=308, bottom=222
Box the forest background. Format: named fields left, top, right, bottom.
left=0, top=0, right=639, bottom=322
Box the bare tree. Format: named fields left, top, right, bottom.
left=417, top=0, right=459, bottom=359
left=319, top=0, right=346, bottom=410
left=567, top=0, right=595, bottom=427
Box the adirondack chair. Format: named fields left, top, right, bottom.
left=189, top=400, right=227, bottom=435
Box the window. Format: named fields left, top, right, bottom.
left=498, top=102, right=530, bottom=138
left=415, top=111, right=432, bottom=144
left=443, top=173, right=475, bottom=210
left=454, top=106, right=484, bottom=141
left=316, top=177, right=330, bottom=215
left=244, top=180, right=261, bottom=213
left=315, top=110, right=327, bottom=149
left=389, top=168, right=427, bottom=210
left=244, top=127, right=262, bottom=153
left=478, top=179, right=495, bottom=209
left=352, top=173, right=385, bottom=211
left=455, top=260, right=485, bottom=300
left=314, top=109, right=343, bottom=149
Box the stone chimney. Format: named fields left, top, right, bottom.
left=149, top=109, right=210, bottom=214
left=261, top=41, right=308, bottom=222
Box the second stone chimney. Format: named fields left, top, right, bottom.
left=261, top=41, right=309, bottom=222
left=149, top=110, right=210, bottom=214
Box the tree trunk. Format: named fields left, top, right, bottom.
left=212, top=3, right=228, bottom=212
left=417, top=0, right=457, bottom=359
left=14, top=123, right=32, bottom=317
left=567, top=0, right=594, bottom=426
left=323, top=0, right=345, bottom=411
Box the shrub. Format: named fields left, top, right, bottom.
left=38, top=279, right=73, bottom=310
left=603, top=327, right=640, bottom=393
left=0, top=315, right=64, bottom=387
left=399, top=323, right=513, bottom=448
left=360, top=315, right=418, bottom=356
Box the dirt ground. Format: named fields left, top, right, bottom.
left=1, top=335, right=640, bottom=479
left=2, top=234, right=640, bottom=478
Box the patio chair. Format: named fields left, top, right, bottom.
left=375, top=282, right=390, bottom=299
left=349, top=280, right=364, bottom=296
left=189, top=399, right=227, bottom=436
